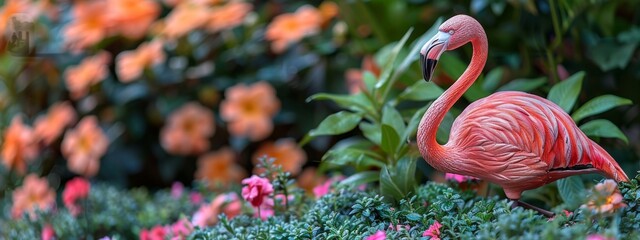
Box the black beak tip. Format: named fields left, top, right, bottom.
left=420, top=54, right=438, bottom=82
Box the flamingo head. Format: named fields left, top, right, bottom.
left=420, top=15, right=483, bottom=82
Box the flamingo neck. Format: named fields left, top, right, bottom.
left=417, top=32, right=488, bottom=172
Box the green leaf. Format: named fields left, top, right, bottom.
left=309, top=111, right=362, bottom=137
left=571, top=95, right=632, bottom=122
left=580, top=119, right=629, bottom=144
left=482, top=67, right=504, bottom=92
left=307, top=93, right=374, bottom=115
left=362, top=71, right=377, bottom=92
left=380, top=157, right=417, bottom=203
left=439, top=54, right=489, bottom=101
left=405, top=213, right=422, bottom=221
left=403, top=105, right=429, bottom=141
left=375, top=28, right=413, bottom=89
left=360, top=122, right=381, bottom=145
left=547, top=71, right=585, bottom=113
left=556, top=176, right=585, bottom=209
left=398, top=80, right=444, bottom=101
left=588, top=40, right=638, bottom=71
left=381, top=124, right=401, bottom=156
left=338, top=171, right=380, bottom=188
left=322, top=148, right=385, bottom=169
left=497, top=77, right=547, bottom=92
left=382, top=105, right=406, bottom=139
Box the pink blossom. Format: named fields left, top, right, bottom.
left=423, top=220, right=442, bottom=239
left=140, top=225, right=166, bottom=240
left=171, top=182, right=184, bottom=199
left=192, top=193, right=242, bottom=227
left=62, top=177, right=91, bottom=216
left=41, top=224, right=56, bottom=240
left=169, top=218, right=193, bottom=240
left=313, top=176, right=346, bottom=198
left=365, top=230, right=386, bottom=240
left=586, top=234, right=613, bottom=240
left=444, top=173, right=478, bottom=183
left=190, top=192, right=203, bottom=205
left=254, top=197, right=275, bottom=220
left=241, top=175, right=273, bottom=207
left=388, top=223, right=410, bottom=231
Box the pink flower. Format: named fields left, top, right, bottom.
left=171, top=182, right=184, bottom=199
left=254, top=197, right=274, bottom=220
left=586, top=234, right=613, bottom=240
left=41, top=224, right=56, bottom=240
left=190, top=192, right=203, bottom=205
left=241, top=175, right=273, bottom=208
left=423, top=220, right=442, bottom=239
left=444, top=173, right=478, bottom=183
left=62, top=177, right=91, bottom=216
left=140, top=225, right=166, bottom=240
left=365, top=230, right=386, bottom=240
left=169, top=218, right=193, bottom=239
left=313, top=176, right=345, bottom=198
left=192, top=193, right=242, bottom=227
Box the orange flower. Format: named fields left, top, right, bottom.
left=582, top=179, right=627, bottom=214
left=1, top=116, right=38, bottom=175
left=252, top=138, right=306, bottom=175
left=220, top=81, right=280, bottom=141
left=206, top=1, right=252, bottom=33
left=297, top=167, right=328, bottom=195
left=108, top=0, right=160, bottom=39
left=159, top=2, right=210, bottom=39
left=61, top=116, right=109, bottom=177
left=63, top=0, right=110, bottom=52
left=11, top=174, right=55, bottom=219
left=265, top=5, right=322, bottom=53
left=64, top=52, right=111, bottom=99
left=160, top=102, right=215, bottom=155
left=345, top=55, right=380, bottom=94
left=318, top=1, right=339, bottom=25
left=195, top=147, right=246, bottom=189
left=34, top=101, right=77, bottom=145
left=116, top=40, right=166, bottom=83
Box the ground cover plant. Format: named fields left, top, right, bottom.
left=0, top=0, right=638, bottom=239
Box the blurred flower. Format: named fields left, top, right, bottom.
left=423, top=220, right=442, bottom=239
left=0, top=0, right=37, bottom=37
left=318, top=1, right=339, bottom=25
left=1, top=116, right=38, bottom=175
left=388, top=223, right=410, bottom=231
left=11, top=174, right=55, bottom=219
left=444, top=173, right=479, bottom=183
left=64, top=52, right=111, bottom=99
left=41, top=224, right=56, bottom=240
left=140, top=225, right=166, bottom=240
left=116, top=40, right=165, bottom=83
left=366, top=230, right=386, bottom=240
left=241, top=175, right=273, bottom=208
left=190, top=192, right=204, bottom=205
left=586, top=234, right=613, bottom=240
left=158, top=2, right=210, bottom=39
left=582, top=179, right=627, bottom=214
left=108, top=0, right=160, bottom=39
left=34, top=101, right=77, bottom=145
left=297, top=167, right=328, bottom=195
left=171, top=182, right=184, bottom=199
left=192, top=192, right=242, bottom=227
left=61, top=116, right=109, bottom=177
left=254, top=194, right=293, bottom=220
left=207, top=1, right=252, bottom=33
left=63, top=0, right=110, bottom=52
left=160, top=102, right=215, bottom=155
left=345, top=55, right=380, bottom=94
left=62, top=177, right=91, bottom=216
left=195, top=147, right=246, bottom=189
left=253, top=138, right=306, bottom=175
left=265, top=5, right=322, bottom=53
left=169, top=218, right=193, bottom=239
left=220, top=81, right=280, bottom=141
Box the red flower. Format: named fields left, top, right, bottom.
left=62, top=177, right=91, bottom=216
left=140, top=225, right=166, bottom=240
left=241, top=175, right=273, bottom=208
left=423, top=220, right=442, bottom=240
left=41, top=224, right=56, bottom=240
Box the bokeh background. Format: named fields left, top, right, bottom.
left=0, top=0, right=638, bottom=196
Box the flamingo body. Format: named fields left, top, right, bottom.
left=417, top=15, right=628, bottom=201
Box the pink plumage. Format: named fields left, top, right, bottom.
left=417, top=15, right=628, bottom=204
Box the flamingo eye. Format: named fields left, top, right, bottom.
left=448, top=30, right=454, bottom=35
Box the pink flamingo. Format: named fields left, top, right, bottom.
left=417, top=15, right=628, bottom=216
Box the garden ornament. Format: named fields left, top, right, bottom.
left=417, top=15, right=629, bottom=217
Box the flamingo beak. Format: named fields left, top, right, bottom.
left=420, top=31, right=450, bottom=82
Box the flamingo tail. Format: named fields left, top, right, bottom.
left=591, top=143, right=629, bottom=182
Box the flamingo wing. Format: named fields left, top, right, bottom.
left=448, top=91, right=627, bottom=188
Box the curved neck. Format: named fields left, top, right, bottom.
left=417, top=34, right=488, bottom=168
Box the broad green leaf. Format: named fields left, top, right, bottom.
left=588, top=40, right=638, bottom=71
left=362, top=71, right=377, bottom=92
left=547, top=71, right=585, bottom=113
left=482, top=67, right=504, bottom=92
left=380, top=157, right=417, bottom=203
left=398, top=80, right=444, bottom=101
left=338, top=171, right=380, bottom=188
left=381, top=124, right=401, bottom=156
left=396, top=18, right=443, bottom=74
left=556, top=176, right=585, bottom=209
left=307, top=93, right=374, bottom=115
left=322, top=148, right=385, bottom=169
left=360, top=122, right=381, bottom=145
left=571, top=95, right=632, bottom=122
left=382, top=105, right=406, bottom=139
left=497, top=77, right=547, bottom=92
left=309, top=111, right=362, bottom=137
left=403, top=105, right=429, bottom=141
left=580, top=119, right=629, bottom=144
left=439, top=54, right=489, bottom=101
left=375, top=28, right=413, bottom=89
